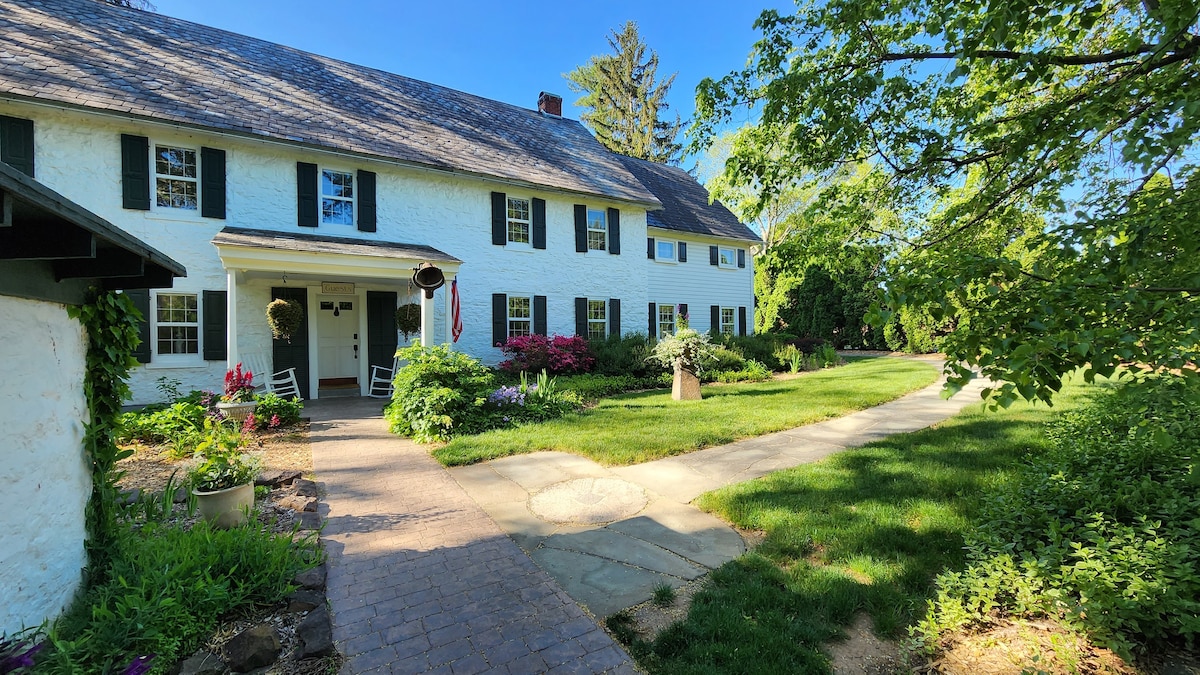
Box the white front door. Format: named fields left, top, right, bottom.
left=316, top=296, right=358, bottom=381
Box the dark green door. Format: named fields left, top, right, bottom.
left=271, top=287, right=310, bottom=399
left=366, top=291, right=398, bottom=373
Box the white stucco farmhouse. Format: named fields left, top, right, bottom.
left=0, top=0, right=760, bottom=404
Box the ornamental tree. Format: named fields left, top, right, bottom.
left=695, top=1, right=1200, bottom=404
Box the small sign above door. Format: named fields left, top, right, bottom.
left=321, top=282, right=355, bottom=294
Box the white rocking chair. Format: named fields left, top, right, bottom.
left=368, top=355, right=402, bottom=398
left=241, top=353, right=302, bottom=400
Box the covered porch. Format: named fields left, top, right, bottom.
left=212, top=227, right=461, bottom=399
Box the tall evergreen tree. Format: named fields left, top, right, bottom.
left=565, top=22, right=683, bottom=164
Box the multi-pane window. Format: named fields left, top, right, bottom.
left=656, top=240, right=675, bottom=261
left=508, top=296, right=532, bottom=337
left=720, top=307, right=736, bottom=336
left=718, top=247, right=737, bottom=268
left=507, top=197, right=531, bottom=244
left=156, top=293, right=198, bottom=355
left=658, top=303, right=676, bottom=337
left=321, top=169, right=354, bottom=224
left=587, top=208, right=607, bottom=250
left=587, top=300, right=607, bottom=340
left=154, top=145, right=197, bottom=210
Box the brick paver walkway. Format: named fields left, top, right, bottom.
left=307, top=398, right=635, bottom=674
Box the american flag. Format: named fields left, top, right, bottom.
left=451, top=278, right=463, bottom=343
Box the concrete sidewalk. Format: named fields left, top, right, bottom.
left=307, top=398, right=635, bottom=674
left=449, top=362, right=991, bottom=618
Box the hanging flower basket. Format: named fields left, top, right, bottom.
left=267, top=298, right=304, bottom=341
left=395, top=303, right=421, bottom=340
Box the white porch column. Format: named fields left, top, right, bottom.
left=226, top=270, right=238, bottom=369
left=420, top=290, right=435, bottom=347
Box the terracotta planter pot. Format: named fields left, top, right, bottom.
left=216, top=400, right=257, bottom=423
left=193, top=482, right=254, bottom=529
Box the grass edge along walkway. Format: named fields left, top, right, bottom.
left=434, top=357, right=941, bottom=467
left=623, top=382, right=1095, bottom=674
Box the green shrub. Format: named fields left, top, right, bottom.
left=385, top=344, right=497, bottom=442
left=252, top=392, right=303, bottom=429
left=814, top=344, right=840, bottom=368
left=885, top=303, right=954, bottom=353
left=711, top=359, right=773, bottom=383
left=709, top=346, right=746, bottom=372
left=714, top=333, right=788, bottom=370
left=38, top=521, right=318, bottom=674
left=117, top=402, right=207, bottom=445
left=589, top=332, right=666, bottom=378
left=917, top=376, right=1200, bottom=657
left=557, top=373, right=669, bottom=400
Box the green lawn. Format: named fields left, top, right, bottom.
left=433, top=357, right=940, bottom=467
left=629, top=382, right=1097, bottom=674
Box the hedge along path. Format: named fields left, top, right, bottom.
left=435, top=357, right=942, bottom=467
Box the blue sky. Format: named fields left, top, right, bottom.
left=151, top=1, right=789, bottom=157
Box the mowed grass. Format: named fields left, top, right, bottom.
left=433, top=357, right=940, bottom=467
left=633, top=381, right=1097, bottom=674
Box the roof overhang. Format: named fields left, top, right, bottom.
left=212, top=227, right=461, bottom=285
left=0, top=161, right=185, bottom=304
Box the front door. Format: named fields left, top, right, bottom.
left=317, top=296, right=358, bottom=385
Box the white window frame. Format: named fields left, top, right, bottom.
left=720, top=307, right=736, bottom=336
left=657, top=303, right=676, bottom=338
left=586, top=208, right=607, bottom=251
left=655, top=240, right=676, bottom=263
left=508, top=295, right=532, bottom=338
left=587, top=299, right=607, bottom=340
left=151, top=291, right=201, bottom=366
left=320, top=167, right=355, bottom=225
left=718, top=246, right=738, bottom=269
left=152, top=143, right=199, bottom=213
left=506, top=196, right=532, bottom=247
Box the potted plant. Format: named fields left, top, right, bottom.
left=267, top=298, right=304, bottom=342
left=648, top=319, right=718, bottom=401
left=215, top=362, right=257, bottom=422
left=395, top=303, right=420, bottom=341
left=188, top=419, right=262, bottom=528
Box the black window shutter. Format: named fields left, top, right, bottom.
left=126, top=289, right=152, bottom=363
left=491, top=192, right=506, bottom=245
left=679, top=303, right=688, bottom=324
left=709, top=245, right=719, bottom=266
left=296, top=162, right=318, bottom=227
left=575, top=297, right=587, bottom=337
left=648, top=302, right=657, bottom=338
left=607, top=207, right=621, bottom=254
left=533, top=198, right=547, bottom=249
left=647, top=237, right=655, bottom=259
left=202, top=290, right=227, bottom=361
left=200, top=147, right=226, bottom=219
left=534, top=295, right=548, bottom=336
left=121, top=134, right=150, bottom=210
left=678, top=242, right=687, bottom=262
left=739, top=307, right=748, bottom=336
left=711, top=305, right=720, bottom=333
left=574, top=205, right=587, bottom=252
left=357, top=169, right=377, bottom=232
left=738, top=249, right=747, bottom=268
left=608, top=299, right=620, bottom=337
left=492, top=293, right=507, bottom=346
left=0, top=115, right=35, bottom=176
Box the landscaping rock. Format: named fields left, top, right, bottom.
left=296, top=606, right=334, bottom=658
left=278, top=494, right=318, bottom=512
left=293, top=479, right=319, bottom=497
left=221, top=624, right=280, bottom=672
left=118, top=488, right=141, bottom=506
left=293, top=565, right=326, bottom=590
left=672, top=364, right=702, bottom=401
left=256, top=470, right=301, bottom=488
left=287, top=589, right=324, bottom=613
left=172, top=486, right=188, bottom=503
left=178, top=650, right=223, bottom=675
left=297, top=512, right=321, bottom=530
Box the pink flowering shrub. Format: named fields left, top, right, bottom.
left=498, top=334, right=595, bottom=375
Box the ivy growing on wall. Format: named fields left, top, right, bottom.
left=66, top=290, right=141, bottom=578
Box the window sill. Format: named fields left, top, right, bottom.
left=144, top=210, right=204, bottom=224
left=145, top=359, right=208, bottom=370
left=505, top=245, right=535, bottom=253
left=654, top=258, right=678, bottom=264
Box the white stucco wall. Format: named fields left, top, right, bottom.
left=3, top=101, right=752, bottom=402
left=646, top=229, right=756, bottom=335
left=0, top=295, right=90, bottom=636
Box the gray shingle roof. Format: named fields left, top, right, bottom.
left=212, top=227, right=461, bottom=263
left=613, top=154, right=760, bottom=243
left=0, top=0, right=660, bottom=207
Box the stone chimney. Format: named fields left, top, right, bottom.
left=538, top=91, right=563, bottom=117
